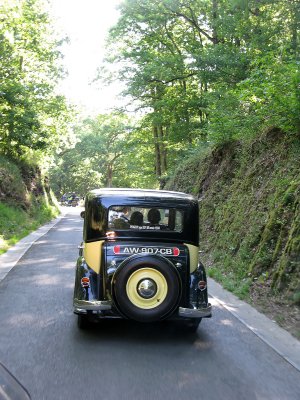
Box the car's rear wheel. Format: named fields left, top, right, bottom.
left=113, top=255, right=181, bottom=322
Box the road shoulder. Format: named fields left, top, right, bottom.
left=208, top=277, right=300, bottom=371
left=0, top=212, right=65, bottom=282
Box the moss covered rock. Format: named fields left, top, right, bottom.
left=165, top=128, right=300, bottom=304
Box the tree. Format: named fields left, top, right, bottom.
left=104, top=1, right=210, bottom=183
left=101, top=0, right=299, bottom=166
left=0, top=0, right=72, bottom=159
left=49, top=113, right=139, bottom=195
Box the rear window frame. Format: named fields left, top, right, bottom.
left=83, top=190, right=200, bottom=246
left=107, top=205, right=184, bottom=233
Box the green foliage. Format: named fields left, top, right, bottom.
left=49, top=112, right=157, bottom=195
left=0, top=203, right=32, bottom=253
left=208, top=267, right=252, bottom=300
left=293, top=291, right=300, bottom=306
left=0, top=154, right=59, bottom=253
left=0, top=155, right=29, bottom=207
left=166, top=129, right=300, bottom=304
left=0, top=200, right=58, bottom=254
left=194, top=56, right=300, bottom=144
left=100, top=0, right=300, bottom=184
left=1, top=0, right=299, bottom=191
left=0, top=0, right=73, bottom=161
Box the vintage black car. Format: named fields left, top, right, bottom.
left=73, top=188, right=212, bottom=330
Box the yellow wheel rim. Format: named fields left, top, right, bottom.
left=126, top=268, right=168, bottom=309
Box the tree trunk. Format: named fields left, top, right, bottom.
left=153, top=125, right=161, bottom=178
left=212, top=0, right=219, bottom=45
left=158, top=124, right=167, bottom=174
left=106, top=163, right=113, bottom=188
left=290, top=0, right=300, bottom=60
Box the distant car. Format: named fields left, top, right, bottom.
left=60, top=194, right=68, bottom=205
left=69, top=196, right=80, bottom=207
left=60, top=193, right=79, bottom=207
left=73, top=188, right=212, bottom=330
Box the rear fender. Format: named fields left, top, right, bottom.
left=73, top=256, right=102, bottom=303
left=190, top=262, right=209, bottom=307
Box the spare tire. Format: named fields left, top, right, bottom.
left=113, top=255, right=181, bottom=322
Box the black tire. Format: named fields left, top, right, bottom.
left=113, top=255, right=181, bottom=323
left=77, top=314, right=90, bottom=330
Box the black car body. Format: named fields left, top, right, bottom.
left=73, top=188, right=212, bottom=329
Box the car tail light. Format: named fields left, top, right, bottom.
left=173, top=247, right=180, bottom=256
left=198, top=280, right=206, bottom=291
left=113, top=245, right=121, bottom=254
left=81, top=277, right=90, bottom=288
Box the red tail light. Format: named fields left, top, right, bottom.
left=198, top=280, right=206, bottom=291
left=173, top=247, right=180, bottom=256
left=81, top=277, right=90, bottom=288
left=113, top=245, right=121, bottom=254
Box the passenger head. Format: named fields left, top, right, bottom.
left=147, top=208, right=161, bottom=225
left=130, top=211, right=143, bottom=225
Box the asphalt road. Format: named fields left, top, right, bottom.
left=0, top=208, right=300, bottom=400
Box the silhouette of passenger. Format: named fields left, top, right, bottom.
left=130, top=211, right=143, bottom=225
left=147, top=208, right=161, bottom=225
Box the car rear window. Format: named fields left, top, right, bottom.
left=108, top=206, right=183, bottom=232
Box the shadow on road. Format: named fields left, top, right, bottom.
left=72, top=317, right=212, bottom=348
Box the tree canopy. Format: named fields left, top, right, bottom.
left=0, top=0, right=73, bottom=160
left=1, top=0, right=299, bottom=192
left=100, top=0, right=299, bottom=184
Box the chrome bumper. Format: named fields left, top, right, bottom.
left=74, top=299, right=212, bottom=319
left=178, top=304, right=212, bottom=318
left=74, top=299, right=112, bottom=314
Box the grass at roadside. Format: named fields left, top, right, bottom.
left=207, top=266, right=252, bottom=300
left=0, top=202, right=59, bottom=255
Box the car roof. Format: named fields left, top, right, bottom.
left=89, top=188, right=195, bottom=201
